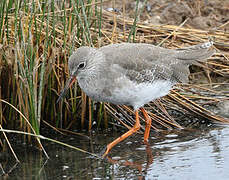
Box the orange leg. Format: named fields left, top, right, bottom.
left=140, top=108, right=152, bottom=142
left=103, top=110, right=141, bottom=158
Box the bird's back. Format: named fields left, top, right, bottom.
left=99, top=42, right=214, bottom=83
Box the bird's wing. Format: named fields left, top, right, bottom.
left=100, top=43, right=175, bottom=84
left=100, top=42, right=214, bottom=84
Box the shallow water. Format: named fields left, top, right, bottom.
left=1, top=124, right=229, bottom=179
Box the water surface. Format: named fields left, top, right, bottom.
left=1, top=125, right=229, bottom=179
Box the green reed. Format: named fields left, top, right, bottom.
left=127, top=0, right=147, bottom=42
left=0, top=0, right=148, bottom=139
left=0, top=0, right=105, bottom=139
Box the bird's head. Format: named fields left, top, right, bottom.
left=56, top=46, right=103, bottom=103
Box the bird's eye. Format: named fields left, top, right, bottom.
left=78, top=62, right=86, bottom=69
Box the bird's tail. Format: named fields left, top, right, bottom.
left=170, top=41, right=215, bottom=83
left=174, top=41, right=215, bottom=63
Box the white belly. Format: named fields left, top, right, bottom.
left=110, top=80, right=173, bottom=110
left=79, top=75, right=173, bottom=110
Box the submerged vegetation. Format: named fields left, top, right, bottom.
left=0, top=0, right=229, bottom=159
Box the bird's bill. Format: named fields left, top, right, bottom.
left=56, top=76, right=77, bottom=103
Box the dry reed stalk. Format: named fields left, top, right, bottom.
left=0, top=124, right=19, bottom=162
left=81, top=91, right=87, bottom=128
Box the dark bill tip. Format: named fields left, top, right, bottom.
left=56, top=76, right=77, bottom=104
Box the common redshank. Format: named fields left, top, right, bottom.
left=57, top=42, right=214, bottom=157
